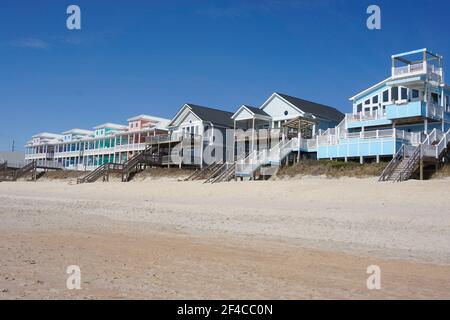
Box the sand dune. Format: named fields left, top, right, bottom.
left=0, top=177, right=449, bottom=299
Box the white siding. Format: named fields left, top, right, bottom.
left=261, top=95, right=303, bottom=121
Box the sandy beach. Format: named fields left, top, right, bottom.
left=0, top=177, right=449, bottom=299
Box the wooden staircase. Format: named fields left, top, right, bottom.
left=183, top=162, right=222, bottom=181
left=379, top=129, right=450, bottom=182
left=14, top=161, right=38, bottom=180
left=0, top=161, right=38, bottom=181
left=121, top=146, right=162, bottom=182
left=208, top=162, right=236, bottom=183
left=77, top=162, right=123, bottom=184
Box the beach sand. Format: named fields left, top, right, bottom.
left=0, top=177, right=449, bottom=299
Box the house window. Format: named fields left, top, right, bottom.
left=401, top=87, right=408, bottom=100
left=391, top=87, right=398, bottom=101
left=364, top=99, right=370, bottom=105
left=412, top=89, right=419, bottom=99
left=284, top=110, right=288, bottom=116
left=383, top=90, right=389, bottom=102
left=431, top=93, right=439, bottom=104
left=372, top=95, right=378, bottom=104
left=356, top=103, right=362, bottom=113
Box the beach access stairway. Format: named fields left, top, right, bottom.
left=77, top=162, right=123, bottom=184
left=379, top=128, right=450, bottom=182
left=207, top=162, right=238, bottom=183
left=235, top=138, right=298, bottom=179
left=121, top=145, right=162, bottom=182
left=182, top=161, right=222, bottom=181
left=0, top=160, right=63, bottom=182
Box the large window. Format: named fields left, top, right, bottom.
left=356, top=103, right=362, bottom=113
left=431, top=93, right=439, bottom=104
left=391, top=87, right=398, bottom=101
left=401, top=87, right=408, bottom=100
left=372, top=95, right=378, bottom=104
left=383, top=90, right=389, bottom=102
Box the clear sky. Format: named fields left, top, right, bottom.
left=1, top=0, right=449, bottom=151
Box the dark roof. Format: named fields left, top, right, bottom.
left=276, top=93, right=344, bottom=122
left=243, top=105, right=270, bottom=117
left=187, top=104, right=234, bottom=128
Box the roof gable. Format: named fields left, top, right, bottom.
left=169, top=104, right=201, bottom=127
left=260, top=94, right=304, bottom=119
left=170, top=104, right=234, bottom=128
left=274, top=93, right=344, bottom=122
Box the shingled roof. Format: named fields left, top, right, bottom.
left=243, top=105, right=270, bottom=117
left=186, top=104, right=234, bottom=128
left=276, top=93, right=344, bottom=122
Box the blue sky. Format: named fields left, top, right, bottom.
left=1, top=0, right=449, bottom=151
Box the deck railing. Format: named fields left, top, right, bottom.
left=346, top=109, right=386, bottom=123
left=314, top=129, right=418, bottom=147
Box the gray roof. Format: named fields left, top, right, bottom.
left=187, top=104, right=234, bottom=128
left=243, top=105, right=270, bottom=117
left=276, top=93, right=344, bottom=122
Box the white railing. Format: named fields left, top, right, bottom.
left=307, top=139, right=318, bottom=150
left=235, top=148, right=267, bottom=175
left=421, top=144, right=437, bottom=158
left=346, top=109, right=386, bottom=123
left=314, top=129, right=418, bottom=147
left=435, top=129, right=450, bottom=158
left=147, top=132, right=200, bottom=144
left=267, top=138, right=297, bottom=163
left=426, top=102, right=444, bottom=120
left=392, top=62, right=425, bottom=77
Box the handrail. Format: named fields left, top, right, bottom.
left=14, top=160, right=37, bottom=180
left=396, top=146, right=421, bottom=182
left=435, top=129, right=450, bottom=158
left=77, top=162, right=123, bottom=184
left=378, top=145, right=405, bottom=181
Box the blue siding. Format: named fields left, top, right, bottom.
left=386, top=101, right=425, bottom=119
left=317, top=138, right=399, bottom=159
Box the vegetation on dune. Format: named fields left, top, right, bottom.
left=275, top=160, right=388, bottom=179
left=430, top=162, right=450, bottom=179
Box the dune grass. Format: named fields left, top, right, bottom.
left=275, top=159, right=388, bottom=179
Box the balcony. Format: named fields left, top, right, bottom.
left=146, top=132, right=196, bottom=144
left=386, top=101, right=444, bottom=121
left=345, top=110, right=392, bottom=129
left=391, top=48, right=443, bottom=84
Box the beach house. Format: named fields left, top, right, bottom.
left=305, top=49, right=450, bottom=181
left=23, top=49, right=450, bottom=183
left=146, top=103, right=234, bottom=168
left=25, top=115, right=170, bottom=171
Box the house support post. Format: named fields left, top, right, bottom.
left=420, top=160, right=424, bottom=180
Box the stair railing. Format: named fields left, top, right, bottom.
left=378, top=145, right=405, bottom=181
left=396, top=145, right=421, bottom=182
